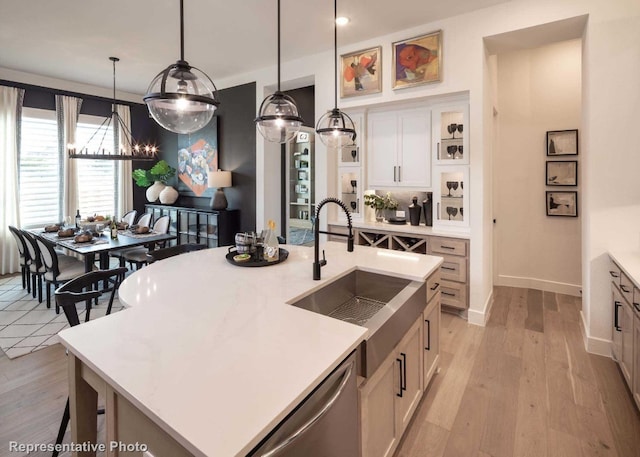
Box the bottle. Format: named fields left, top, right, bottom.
left=75, top=209, right=81, bottom=229
left=110, top=219, right=118, bottom=240
left=263, top=220, right=279, bottom=262
left=422, top=193, right=433, bottom=227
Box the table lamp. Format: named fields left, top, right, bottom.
left=208, top=170, right=232, bottom=210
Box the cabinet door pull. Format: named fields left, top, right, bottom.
left=430, top=282, right=440, bottom=291
left=614, top=301, right=621, bottom=331
left=437, top=142, right=440, bottom=160
left=440, top=245, right=455, bottom=250
left=398, top=166, right=401, bottom=182
left=442, top=291, right=456, bottom=297
left=425, top=319, right=431, bottom=350
left=609, top=270, right=619, bottom=278
left=400, top=352, right=407, bottom=392
left=396, top=358, right=403, bottom=397
left=393, top=166, right=397, bottom=182
left=634, top=302, right=640, bottom=313
left=441, top=266, right=456, bottom=271
left=620, top=284, right=630, bottom=293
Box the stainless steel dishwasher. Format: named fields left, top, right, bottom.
left=248, top=351, right=359, bottom=457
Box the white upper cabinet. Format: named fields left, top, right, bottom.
left=367, top=107, right=431, bottom=189
left=432, top=103, right=470, bottom=165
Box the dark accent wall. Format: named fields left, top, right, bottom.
left=155, top=82, right=257, bottom=232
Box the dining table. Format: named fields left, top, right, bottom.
left=34, top=228, right=177, bottom=272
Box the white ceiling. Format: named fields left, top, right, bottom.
left=0, top=0, right=510, bottom=96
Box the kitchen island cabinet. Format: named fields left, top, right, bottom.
left=59, top=242, right=442, bottom=457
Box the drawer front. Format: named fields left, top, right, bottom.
left=440, top=280, right=467, bottom=310
left=426, top=270, right=441, bottom=303
left=609, top=258, right=621, bottom=286
left=428, top=237, right=467, bottom=257
left=439, top=256, right=467, bottom=283
left=620, top=271, right=634, bottom=303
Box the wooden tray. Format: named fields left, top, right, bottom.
left=226, top=247, right=289, bottom=267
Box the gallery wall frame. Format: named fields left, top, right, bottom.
left=392, top=30, right=442, bottom=90
left=340, top=46, right=382, bottom=98
left=546, top=191, right=578, bottom=217
left=546, top=160, right=578, bottom=186
left=546, top=129, right=578, bottom=156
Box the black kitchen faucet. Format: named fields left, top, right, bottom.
left=313, top=197, right=354, bottom=280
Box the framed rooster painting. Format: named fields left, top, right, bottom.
left=392, top=30, right=442, bottom=89
left=340, top=46, right=382, bottom=98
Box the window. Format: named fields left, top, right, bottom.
left=19, top=108, right=61, bottom=227
left=75, top=114, right=117, bottom=219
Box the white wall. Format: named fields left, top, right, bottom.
left=494, top=39, right=582, bottom=296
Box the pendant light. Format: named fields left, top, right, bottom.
left=69, top=57, right=157, bottom=161
left=315, top=0, right=356, bottom=149
left=255, top=0, right=303, bottom=143
left=144, top=0, right=220, bottom=135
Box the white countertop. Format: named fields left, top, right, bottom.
left=58, top=242, right=442, bottom=457
left=609, top=249, right=640, bottom=287
left=329, top=219, right=471, bottom=240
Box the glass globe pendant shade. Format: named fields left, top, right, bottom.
left=315, top=108, right=357, bottom=149
left=144, top=60, right=220, bottom=135
left=255, top=91, right=303, bottom=143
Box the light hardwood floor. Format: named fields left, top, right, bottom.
left=0, top=283, right=638, bottom=457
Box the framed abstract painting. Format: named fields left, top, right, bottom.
left=340, top=46, right=382, bottom=98
left=392, top=30, right=442, bottom=90
left=177, top=117, right=218, bottom=197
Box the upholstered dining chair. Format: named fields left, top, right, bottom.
left=136, top=212, right=152, bottom=228
left=147, top=243, right=207, bottom=263
left=21, top=230, right=47, bottom=303
left=8, top=226, right=31, bottom=292
left=122, top=215, right=171, bottom=270
left=51, top=267, right=127, bottom=457
left=109, top=212, right=153, bottom=269
left=120, top=209, right=137, bottom=227
left=35, top=237, right=87, bottom=312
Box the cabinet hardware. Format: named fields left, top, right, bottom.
left=437, top=142, right=440, bottom=160
left=430, top=282, right=440, bottom=291
left=614, top=301, right=621, bottom=331
left=442, top=291, right=456, bottom=297
left=634, top=302, right=640, bottom=313
left=396, top=358, right=403, bottom=397
left=400, top=352, right=407, bottom=392
left=620, top=284, right=630, bottom=293
left=441, top=266, right=456, bottom=271
left=609, top=270, right=619, bottom=278
left=440, top=245, right=455, bottom=250
left=393, top=166, right=397, bottom=182
left=425, top=319, right=431, bottom=350
left=398, top=166, right=402, bottom=182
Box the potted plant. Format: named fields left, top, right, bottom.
left=364, top=192, right=398, bottom=222
left=132, top=160, right=178, bottom=204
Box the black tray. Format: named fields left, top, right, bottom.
left=226, top=247, right=289, bottom=267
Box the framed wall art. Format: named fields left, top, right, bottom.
left=392, top=30, right=442, bottom=90
left=546, top=191, right=578, bottom=217
left=340, top=46, right=381, bottom=98
left=177, top=117, right=218, bottom=197
left=546, top=160, right=578, bottom=186
left=546, top=129, right=578, bottom=156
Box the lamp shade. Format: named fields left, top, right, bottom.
left=315, top=108, right=357, bottom=149
left=144, top=60, right=219, bottom=135
left=256, top=92, right=303, bottom=143
left=208, top=170, right=232, bottom=188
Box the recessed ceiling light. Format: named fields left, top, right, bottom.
left=336, top=16, right=350, bottom=26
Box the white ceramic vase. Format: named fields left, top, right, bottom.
left=146, top=181, right=166, bottom=202
left=159, top=185, right=179, bottom=205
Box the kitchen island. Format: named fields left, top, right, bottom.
left=58, top=242, right=442, bottom=457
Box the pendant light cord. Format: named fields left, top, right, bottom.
left=333, top=0, right=338, bottom=109
left=179, top=0, right=185, bottom=61
left=110, top=56, right=119, bottom=114
left=277, top=0, right=281, bottom=92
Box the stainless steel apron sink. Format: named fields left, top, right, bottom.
left=289, top=270, right=426, bottom=377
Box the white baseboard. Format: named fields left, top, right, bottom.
left=496, top=274, right=581, bottom=297
left=468, top=291, right=493, bottom=327
left=580, top=310, right=611, bottom=357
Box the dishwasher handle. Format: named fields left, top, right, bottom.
left=258, top=360, right=354, bottom=457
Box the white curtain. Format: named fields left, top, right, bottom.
left=56, top=95, right=82, bottom=221
left=116, top=104, right=133, bottom=218
left=0, top=86, right=25, bottom=274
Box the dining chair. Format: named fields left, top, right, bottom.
left=109, top=212, right=153, bottom=269
left=8, top=226, right=31, bottom=292
left=147, top=243, right=207, bottom=263
left=136, top=212, right=152, bottom=228
left=122, top=215, right=171, bottom=270
left=51, top=267, right=127, bottom=457
left=21, top=230, right=46, bottom=303
left=121, top=210, right=137, bottom=227
left=35, top=237, right=87, bottom=312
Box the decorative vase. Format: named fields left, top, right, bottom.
left=375, top=208, right=384, bottom=222
left=423, top=192, right=433, bottom=227
left=146, top=181, right=166, bottom=203
left=159, top=185, right=179, bottom=205
left=409, top=196, right=421, bottom=226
